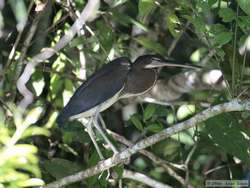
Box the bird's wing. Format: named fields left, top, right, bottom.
left=57, top=61, right=130, bottom=124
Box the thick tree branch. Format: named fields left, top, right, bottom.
left=16, top=0, right=100, bottom=110
left=109, top=131, right=193, bottom=188
left=44, top=100, right=250, bottom=188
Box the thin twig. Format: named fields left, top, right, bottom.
left=232, top=5, right=239, bottom=96
left=184, top=144, right=197, bottom=184
left=4, top=1, right=34, bottom=72
left=43, top=100, right=250, bottom=188
left=19, top=11, right=43, bottom=63
left=123, top=169, right=172, bottom=188
left=204, top=164, right=229, bottom=176
left=200, top=49, right=216, bottom=65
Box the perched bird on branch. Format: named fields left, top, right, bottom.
left=57, top=55, right=199, bottom=126
left=56, top=55, right=200, bottom=159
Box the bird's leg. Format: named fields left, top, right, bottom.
left=82, top=118, right=104, bottom=160
left=93, top=118, right=118, bottom=154
left=98, top=114, right=119, bottom=154
left=93, top=106, right=118, bottom=154
left=98, top=114, right=107, bottom=130
left=81, top=118, right=112, bottom=180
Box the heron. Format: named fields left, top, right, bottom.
left=57, top=55, right=200, bottom=158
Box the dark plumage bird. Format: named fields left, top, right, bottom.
left=57, top=55, right=199, bottom=126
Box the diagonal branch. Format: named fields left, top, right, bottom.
left=16, top=0, right=100, bottom=110
left=43, top=99, right=250, bottom=188
left=123, top=169, right=172, bottom=188
left=109, top=130, right=193, bottom=188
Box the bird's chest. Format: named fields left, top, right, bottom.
left=121, top=69, right=157, bottom=98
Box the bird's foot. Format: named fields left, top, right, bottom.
left=98, top=169, right=111, bottom=180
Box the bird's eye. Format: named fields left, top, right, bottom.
left=152, top=57, right=161, bottom=61
left=121, top=62, right=129, bottom=65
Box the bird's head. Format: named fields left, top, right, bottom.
left=132, top=54, right=201, bottom=70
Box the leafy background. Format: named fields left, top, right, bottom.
left=0, top=0, right=250, bottom=187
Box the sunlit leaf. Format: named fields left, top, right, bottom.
left=219, top=8, right=236, bottom=22
left=171, top=129, right=196, bottom=145
left=23, top=107, right=43, bottom=126
left=53, top=9, right=62, bottom=24
left=110, top=0, right=128, bottom=7
left=130, top=114, right=143, bottom=131
left=19, top=178, right=44, bottom=187
left=143, top=103, right=156, bottom=121
left=1, top=144, right=37, bottom=161
left=177, top=104, right=195, bottom=120
left=32, top=78, right=45, bottom=96
left=8, top=0, right=27, bottom=31
left=63, top=79, right=74, bottom=106
left=44, top=112, right=58, bottom=129
left=21, top=127, right=50, bottom=139
left=237, top=0, right=250, bottom=15
left=166, top=13, right=181, bottom=37
left=138, top=0, right=156, bottom=22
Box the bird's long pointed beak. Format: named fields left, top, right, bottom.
left=145, top=58, right=201, bottom=70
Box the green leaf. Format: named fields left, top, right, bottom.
left=19, top=178, right=44, bottom=187
left=113, top=165, right=124, bottom=179
left=153, top=139, right=180, bottom=159
left=8, top=0, right=27, bottom=31
left=177, top=104, right=195, bottom=120
left=44, top=158, right=82, bottom=179
left=143, top=104, right=156, bottom=121
left=50, top=75, right=64, bottom=100
left=53, top=9, right=62, bottom=24
left=205, top=113, right=250, bottom=167
left=210, top=24, right=228, bottom=34
left=238, top=16, right=250, bottom=31
left=208, top=0, right=217, bottom=7
left=110, top=0, right=128, bottom=7
left=130, top=114, right=144, bottom=131
left=112, top=11, right=148, bottom=31
left=21, top=127, right=50, bottom=139
left=88, top=150, right=100, bottom=167
left=23, top=107, right=43, bottom=126
left=138, top=0, right=156, bottom=22
left=146, top=123, right=163, bottom=133
left=135, top=36, right=167, bottom=55
left=213, top=32, right=233, bottom=46
left=237, top=0, right=250, bottom=15
left=189, top=16, right=207, bottom=33
left=166, top=13, right=181, bottom=37
left=96, top=20, right=115, bottom=52
left=171, top=129, right=195, bottom=145
left=62, top=127, right=91, bottom=144
left=219, top=8, right=236, bottom=22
